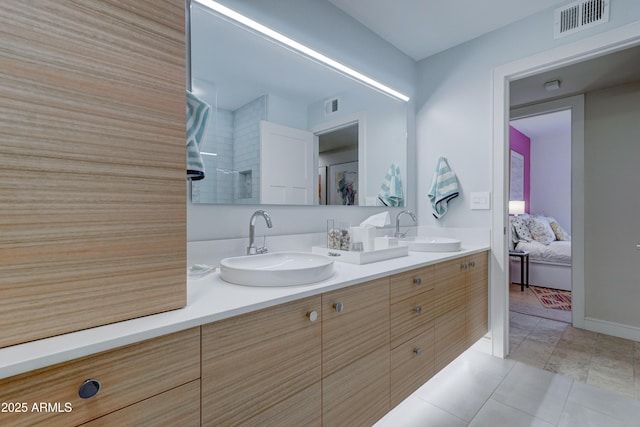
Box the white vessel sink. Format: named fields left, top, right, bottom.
left=220, top=252, right=334, bottom=286
left=398, top=237, right=462, bottom=252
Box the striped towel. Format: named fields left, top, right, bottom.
left=378, top=163, right=404, bottom=207
left=186, top=90, right=211, bottom=181
left=428, top=156, right=459, bottom=219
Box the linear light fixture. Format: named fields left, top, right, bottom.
left=194, top=0, right=410, bottom=102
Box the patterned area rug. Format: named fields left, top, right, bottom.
left=530, top=286, right=572, bottom=311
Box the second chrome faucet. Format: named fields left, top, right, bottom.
left=394, top=210, right=417, bottom=238
left=247, top=210, right=272, bottom=255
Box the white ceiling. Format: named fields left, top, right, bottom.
left=328, top=0, right=568, bottom=61
left=324, top=0, right=640, bottom=136
left=510, top=44, right=640, bottom=107
left=510, top=110, right=571, bottom=141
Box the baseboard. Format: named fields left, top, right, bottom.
left=469, top=335, right=492, bottom=355
left=583, top=317, right=640, bottom=342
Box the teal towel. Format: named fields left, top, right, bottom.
left=428, top=157, right=459, bottom=218
left=378, top=163, right=404, bottom=207
left=186, top=90, right=211, bottom=181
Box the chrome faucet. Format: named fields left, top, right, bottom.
left=395, top=210, right=417, bottom=238
left=247, top=210, right=273, bottom=255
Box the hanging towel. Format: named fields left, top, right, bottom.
left=186, top=90, right=211, bottom=181
left=377, top=163, right=404, bottom=207
left=428, top=156, right=459, bottom=219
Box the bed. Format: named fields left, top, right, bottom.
left=509, top=215, right=572, bottom=291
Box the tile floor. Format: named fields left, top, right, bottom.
left=510, top=311, right=640, bottom=400
left=375, top=285, right=640, bottom=426
left=375, top=349, right=640, bottom=427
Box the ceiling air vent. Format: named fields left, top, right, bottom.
left=324, top=97, right=339, bottom=116
left=555, top=0, right=610, bottom=38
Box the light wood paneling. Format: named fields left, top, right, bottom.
left=322, top=277, right=390, bottom=376
left=201, top=296, right=322, bottom=427
left=466, top=252, right=489, bottom=346
left=0, top=328, right=200, bottom=427
left=322, top=278, right=390, bottom=426
left=434, top=305, right=467, bottom=372
left=433, top=258, right=467, bottom=319
left=322, top=346, right=390, bottom=427
left=389, top=265, right=434, bottom=304
left=390, top=327, right=435, bottom=407
left=390, top=288, right=435, bottom=349
left=0, top=0, right=186, bottom=347
left=80, top=380, right=200, bottom=427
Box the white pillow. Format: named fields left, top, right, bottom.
left=528, top=216, right=556, bottom=245
left=511, top=216, right=533, bottom=243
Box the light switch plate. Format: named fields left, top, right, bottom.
left=470, top=192, right=491, bottom=209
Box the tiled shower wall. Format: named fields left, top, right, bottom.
left=233, top=95, right=266, bottom=204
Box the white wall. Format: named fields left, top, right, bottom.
left=584, top=81, right=640, bottom=329
left=188, top=0, right=417, bottom=241
left=415, top=0, right=640, bottom=229
left=530, top=129, right=571, bottom=233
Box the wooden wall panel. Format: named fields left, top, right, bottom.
left=0, top=0, right=186, bottom=347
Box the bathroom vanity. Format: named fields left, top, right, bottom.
left=0, top=247, right=488, bottom=426
left=1, top=1, right=489, bottom=425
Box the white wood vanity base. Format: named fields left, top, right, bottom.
left=0, top=244, right=488, bottom=379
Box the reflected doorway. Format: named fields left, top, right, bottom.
left=317, top=122, right=359, bottom=205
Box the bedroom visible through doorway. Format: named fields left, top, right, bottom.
left=508, top=109, right=573, bottom=323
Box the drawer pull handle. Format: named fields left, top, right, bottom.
left=333, top=302, right=344, bottom=313
left=469, top=261, right=476, bottom=267
left=307, top=310, right=318, bottom=322
left=413, top=277, right=422, bottom=285
left=461, top=263, right=468, bottom=270
left=414, top=306, right=423, bottom=314
left=78, top=379, right=101, bottom=399
left=413, top=348, right=423, bottom=357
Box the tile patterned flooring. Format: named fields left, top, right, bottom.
left=509, top=284, right=640, bottom=400
left=376, top=349, right=640, bottom=426
left=375, top=285, right=640, bottom=426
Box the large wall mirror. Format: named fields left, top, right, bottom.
left=189, top=1, right=408, bottom=206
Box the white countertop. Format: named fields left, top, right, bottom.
left=0, top=244, right=488, bottom=379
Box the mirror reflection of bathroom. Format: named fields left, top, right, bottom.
left=317, top=122, right=359, bottom=205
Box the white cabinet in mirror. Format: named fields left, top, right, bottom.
left=188, top=0, right=408, bottom=207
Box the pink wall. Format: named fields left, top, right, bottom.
left=509, top=126, right=531, bottom=213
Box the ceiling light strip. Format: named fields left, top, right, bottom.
left=194, top=0, right=410, bottom=102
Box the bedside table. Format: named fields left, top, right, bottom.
left=509, top=250, right=530, bottom=291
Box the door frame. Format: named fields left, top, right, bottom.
left=510, top=95, right=585, bottom=328
left=311, top=112, right=366, bottom=205
left=490, top=21, right=640, bottom=358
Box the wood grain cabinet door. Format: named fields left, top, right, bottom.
left=201, top=296, right=322, bottom=427
left=0, top=328, right=200, bottom=427
left=321, top=278, right=390, bottom=426
left=433, top=258, right=467, bottom=371
left=466, top=252, right=489, bottom=346
left=0, top=0, right=187, bottom=348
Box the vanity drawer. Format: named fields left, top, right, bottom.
left=0, top=327, right=200, bottom=427
left=389, top=265, right=434, bottom=304
left=81, top=379, right=200, bottom=426
left=390, top=288, right=435, bottom=349
left=390, top=326, right=435, bottom=407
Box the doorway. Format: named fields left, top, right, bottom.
left=508, top=106, right=574, bottom=324
left=318, top=123, right=359, bottom=205
left=490, top=22, right=640, bottom=358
